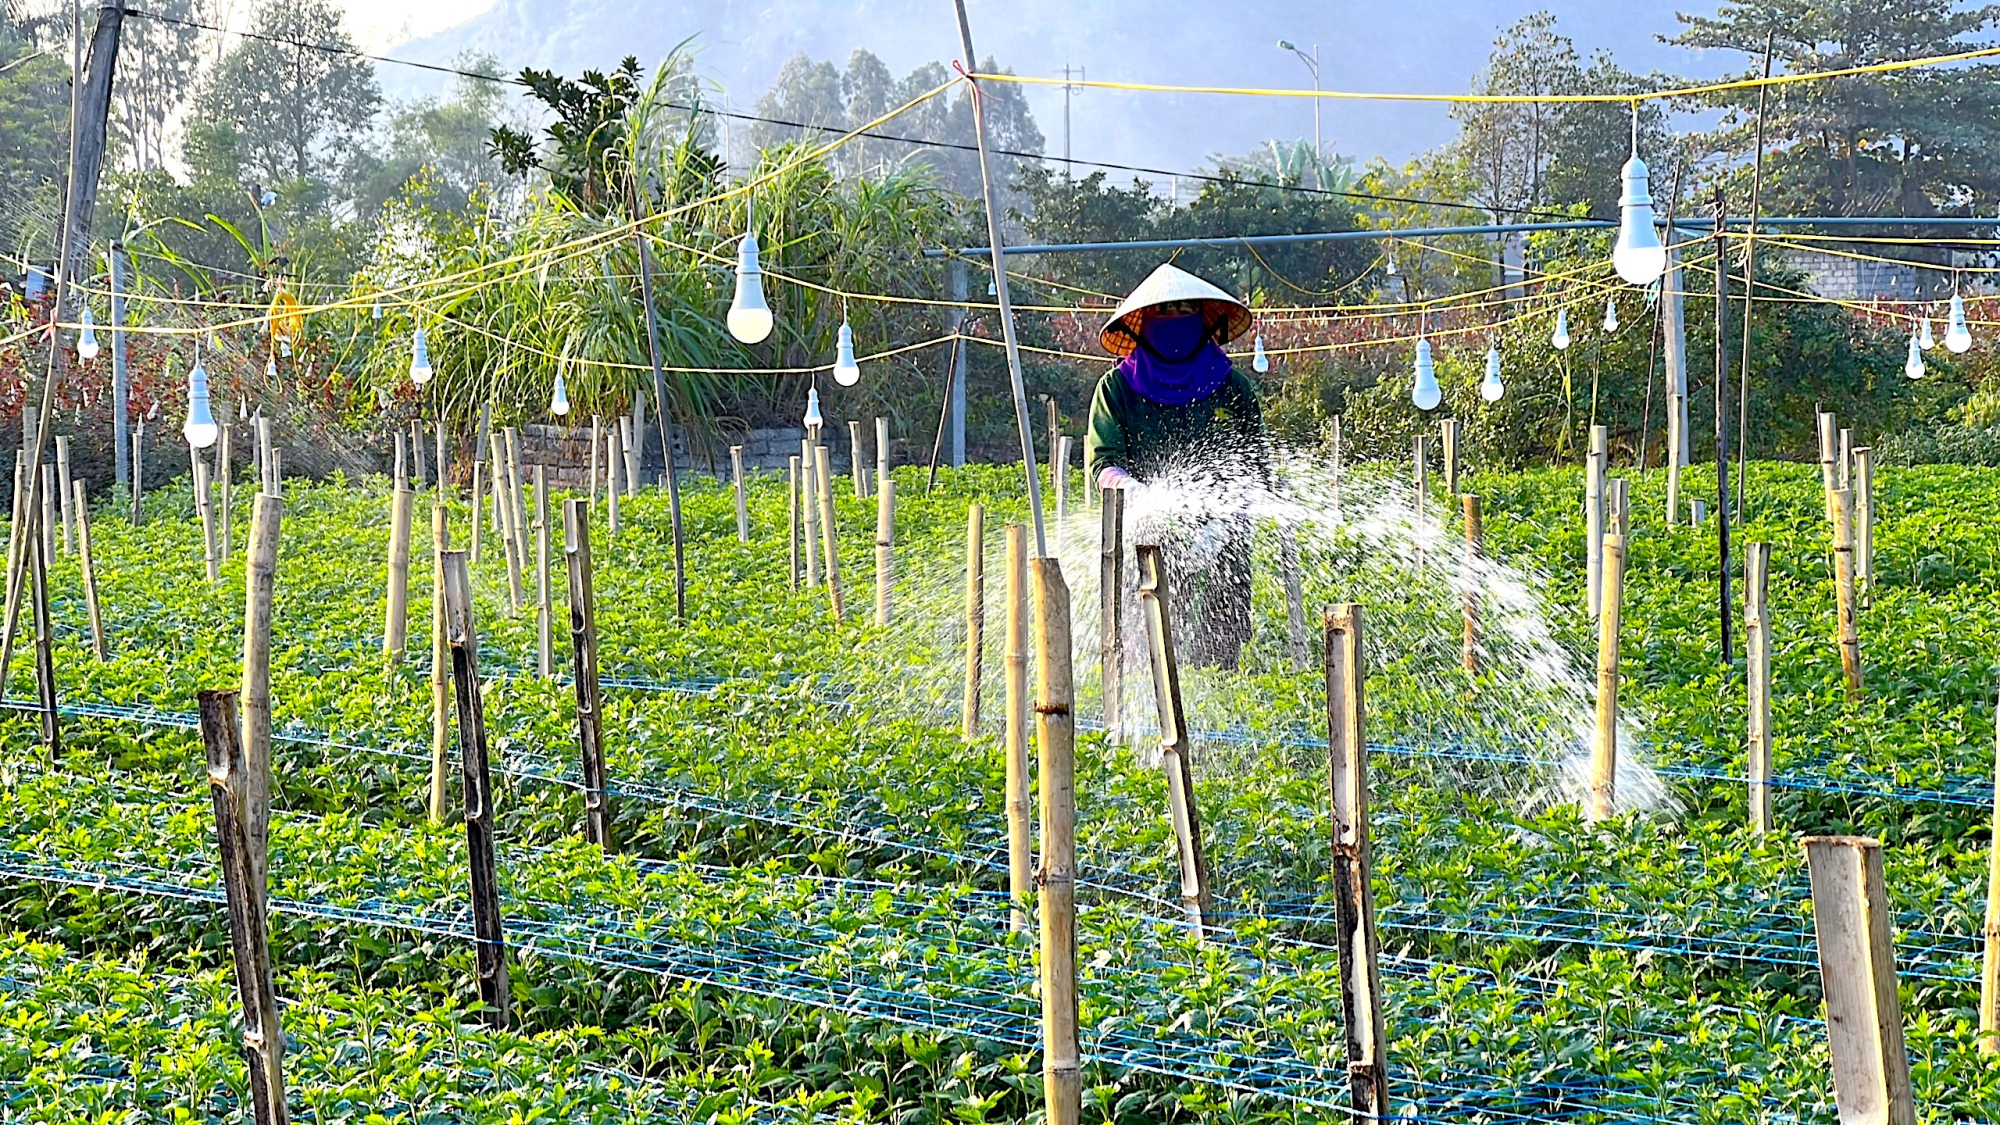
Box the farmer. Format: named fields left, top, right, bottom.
left=1086, top=263, right=1271, bottom=670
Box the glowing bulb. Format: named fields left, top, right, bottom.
left=832, top=321, right=861, bottom=387
left=409, top=328, right=433, bottom=385
left=1946, top=293, right=1973, bottom=353
left=802, top=384, right=823, bottom=430
left=727, top=230, right=773, bottom=344
left=183, top=361, right=219, bottom=449
left=1481, top=346, right=1505, bottom=403
left=76, top=307, right=99, bottom=361
left=550, top=371, right=570, bottom=416
left=1602, top=297, right=1619, bottom=333
left=1551, top=307, right=1572, bottom=351
left=1919, top=315, right=1935, bottom=351
left=1411, top=338, right=1441, bottom=411
left=1613, top=152, right=1667, bottom=285
left=1252, top=333, right=1269, bottom=373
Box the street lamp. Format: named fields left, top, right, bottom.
left=1276, top=39, right=1321, bottom=189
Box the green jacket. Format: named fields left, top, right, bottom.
left=1085, top=365, right=1269, bottom=483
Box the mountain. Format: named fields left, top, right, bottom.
left=391, top=0, right=1715, bottom=172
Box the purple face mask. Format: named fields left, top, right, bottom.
left=1119, top=310, right=1231, bottom=406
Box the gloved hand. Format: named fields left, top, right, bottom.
left=1097, top=465, right=1135, bottom=491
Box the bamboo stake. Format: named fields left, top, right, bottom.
left=1817, top=410, right=1839, bottom=524
left=195, top=690, right=289, bottom=1125
left=1833, top=487, right=1863, bottom=698
left=411, top=419, right=428, bottom=487
left=816, top=444, right=845, bottom=620
left=194, top=454, right=219, bottom=584
left=383, top=480, right=412, bottom=661
left=1003, top=523, right=1031, bottom=932
left=1586, top=424, right=1606, bottom=618
left=1135, top=543, right=1211, bottom=938
left=257, top=416, right=274, bottom=495
left=1853, top=447, right=1874, bottom=604
left=497, top=431, right=525, bottom=609
left=27, top=480, right=55, bottom=755
left=1589, top=532, right=1625, bottom=823
left=1411, top=434, right=1427, bottom=526
left=1325, top=603, right=1389, bottom=1124
left=1031, top=555, right=1080, bottom=1125
left=875, top=416, right=890, bottom=497
left=962, top=503, right=984, bottom=740
left=800, top=440, right=819, bottom=587
left=467, top=458, right=484, bottom=567
left=731, top=445, right=749, bottom=542
left=1803, top=835, right=1915, bottom=1125
left=787, top=455, right=801, bottom=590
left=1838, top=427, right=1852, bottom=488
left=534, top=465, right=552, bottom=679
left=241, top=494, right=281, bottom=922
left=1099, top=487, right=1123, bottom=743
left=54, top=435, right=71, bottom=554
left=73, top=481, right=103, bottom=661
left=874, top=479, right=894, bottom=626
left=1462, top=494, right=1482, bottom=674
left=1440, top=417, right=1459, bottom=501
left=429, top=504, right=450, bottom=824
left=1983, top=684, right=2000, bottom=1055
left=1281, top=529, right=1308, bottom=667
left=217, top=418, right=232, bottom=561
left=564, top=500, right=613, bottom=851
left=1054, top=435, right=1069, bottom=523
left=441, top=550, right=509, bottom=1029
left=588, top=415, right=601, bottom=506
left=1329, top=415, right=1343, bottom=522
left=129, top=425, right=143, bottom=524
left=606, top=426, right=622, bottom=538
left=505, top=428, right=529, bottom=565
left=38, top=455, right=53, bottom=569
left=1746, top=541, right=1773, bottom=834
left=0, top=459, right=24, bottom=686
left=849, top=419, right=867, bottom=498
left=621, top=415, right=640, bottom=498
left=1691, top=497, right=1707, bottom=525
left=1609, top=477, right=1629, bottom=542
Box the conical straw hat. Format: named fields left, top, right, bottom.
left=1099, top=263, right=1252, bottom=357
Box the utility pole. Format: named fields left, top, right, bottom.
left=1060, top=65, right=1085, bottom=177
left=58, top=2, right=125, bottom=314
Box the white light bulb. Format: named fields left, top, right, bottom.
left=409, top=328, right=434, bottom=385
left=1411, top=338, right=1441, bottom=411
left=1946, top=293, right=1973, bottom=353
left=1252, top=333, right=1269, bottom=373
left=372, top=301, right=383, bottom=320
left=1919, top=315, right=1935, bottom=351
left=1481, top=346, right=1505, bottom=403
left=1385, top=255, right=1397, bottom=277
left=183, top=361, right=219, bottom=449
left=279, top=338, right=291, bottom=358
left=832, top=320, right=861, bottom=387
left=802, top=384, right=823, bottom=429
left=1551, top=307, right=1572, bottom=351
left=1602, top=296, right=1619, bottom=333
left=727, top=230, right=774, bottom=344
left=550, top=371, right=570, bottom=416
left=265, top=358, right=277, bottom=380
left=1904, top=331, right=1926, bottom=379
left=76, top=306, right=99, bottom=361
left=1612, top=152, right=1667, bottom=285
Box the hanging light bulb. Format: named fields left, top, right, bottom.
left=1481, top=346, right=1505, bottom=403
left=279, top=338, right=291, bottom=358
left=550, top=371, right=571, bottom=416
left=75, top=306, right=100, bottom=361
left=987, top=274, right=998, bottom=296
left=727, top=225, right=774, bottom=344
left=1602, top=296, right=1620, bottom=333
left=802, top=383, right=823, bottom=430
left=1411, top=338, right=1441, bottom=411
left=1551, top=307, right=1572, bottom=350
left=832, top=320, right=861, bottom=387
left=1385, top=255, right=1397, bottom=277
left=1252, top=333, right=1269, bottom=373
left=409, top=328, right=434, bottom=385
left=1946, top=292, right=1973, bottom=353
left=265, top=357, right=277, bottom=380
left=1919, top=315, right=1935, bottom=351
left=1905, top=330, right=1927, bottom=379
left=372, top=301, right=384, bottom=320
left=1612, top=145, right=1667, bottom=285
left=183, top=360, right=219, bottom=449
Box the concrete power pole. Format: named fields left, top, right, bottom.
left=58, top=2, right=127, bottom=319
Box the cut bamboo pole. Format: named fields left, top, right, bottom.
left=73, top=482, right=104, bottom=661
left=875, top=416, right=890, bottom=497
left=441, top=550, right=509, bottom=1030
left=731, top=445, right=749, bottom=542
left=429, top=504, right=450, bottom=824
left=257, top=416, right=275, bottom=495
left=383, top=480, right=412, bottom=661
left=622, top=414, right=640, bottom=498
left=1004, top=523, right=1031, bottom=932
left=0, top=459, right=24, bottom=686
left=1838, top=427, right=1852, bottom=489
left=606, top=425, right=622, bottom=538
left=195, top=689, right=289, bottom=1125
left=849, top=419, right=867, bottom=498
left=411, top=419, right=428, bottom=487
left=194, top=454, right=220, bottom=584
left=394, top=431, right=408, bottom=489
left=1281, top=529, right=1308, bottom=667
left=962, top=503, right=985, bottom=740
left=787, top=455, right=801, bottom=590
left=815, top=444, right=845, bottom=620
left=1589, top=532, right=1626, bottom=823
left=1691, top=497, right=1707, bottom=525
left=129, top=425, right=143, bottom=524
left=1462, top=494, right=1482, bottom=674
left=1324, top=602, right=1388, bottom=1124
left=1746, top=541, right=1773, bottom=834
left=1833, top=487, right=1863, bottom=699
left=1135, top=543, right=1211, bottom=938
left=1054, top=435, right=1069, bottom=523
left=467, top=458, right=484, bottom=567
left=1411, top=434, right=1427, bottom=526
left=1983, top=686, right=2000, bottom=1055
left=1803, top=835, right=1915, bottom=1125
left=1817, top=410, right=1839, bottom=524
left=1853, top=447, right=1874, bottom=604
left=505, top=426, right=530, bottom=564
left=27, top=478, right=55, bottom=755
left=1031, top=556, right=1080, bottom=1125
left=38, top=456, right=53, bottom=569
left=1329, top=415, right=1343, bottom=521
left=54, top=435, right=71, bottom=554
left=534, top=465, right=552, bottom=679
left=800, top=440, right=819, bottom=587
left=564, top=500, right=613, bottom=851
left=1440, top=417, right=1459, bottom=501
left=217, top=419, right=232, bottom=561
left=1099, top=487, right=1123, bottom=742
left=1608, top=477, right=1629, bottom=541
left=490, top=429, right=523, bottom=608
left=874, top=480, right=894, bottom=626
left=241, top=493, right=281, bottom=922
left=1586, top=424, right=1606, bottom=619
left=588, top=415, right=602, bottom=506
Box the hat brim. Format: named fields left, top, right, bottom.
left=1100, top=298, right=1253, bottom=358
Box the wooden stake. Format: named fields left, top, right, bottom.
left=54, top=435, right=71, bottom=554
left=1324, top=603, right=1389, bottom=1124
left=383, top=481, right=413, bottom=661
left=1281, top=529, right=1308, bottom=667
left=816, top=444, right=845, bottom=620
left=1802, top=835, right=1915, bottom=1125
left=1054, top=435, right=1069, bottom=523
left=849, top=419, right=867, bottom=498
left=467, top=458, right=484, bottom=567
left=1411, top=434, right=1427, bottom=526
left=1833, top=487, right=1863, bottom=699
left=731, top=445, right=749, bottom=542
left=875, top=416, right=890, bottom=498
left=0, top=459, right=23, bottom=687
left=441, top=550, right=509, bottom=1029
left=962, top=503, right=984, bottom=739
left=39, top=455, right=54, bottom=569
left=606, top=425, right=622, bottom=538
left=1135, top=543, right=1212, bottom=937
left=1329, top=415, right=1343, bottom=522
left=1439, top=417, right=1459, bottom=501
left=874, top=479, right=894, bottom=626
left=73, top=481, right=104, bottom=661
left=411, top=418, right=428, bottom=487
left=27, top=483, right=55, bottom=756
left=488, top=430, right=521, bottom=606
left=1853, top=447, right=1874, bottom=604
left=800, top=440, right=819, bottom=587
left=195, top=690, right=289, bottom=1125
left=564, top=500, right=613, bottom=851
left=429, top=504, right=450, bottom=824
left=1589, top=533, right=1625, bottom=823
left=217, top=419, right=232, bottom=561
left=1817, top=410, right=1839, bottom=524
left=1004, top=524, right=1031, bottom=932
left=193, top=454, right=220, bottom=584
left=1462, top=494, right=1482, bottom=674
left=588, top=415, right=602, bottom=506
left=1983, top=684, right=2000, bottom=1055
left=534, top=465, right=552, bottom=679
left=1099, top=487, right=1123, bottom=742
left=621, top=414, right=640, bottom=498
left=1691, top=497, right=1707, bottom=525
left=130, top=425, right=143, bottom=524
left=1586, top=424, right=1606, bottom=619
left=787, top=455, right=801, bottom=590
left=505, top=428, right=529, bottom=566
left=1608, top=477, right=1629, bottom=541
left=241, top=494, right=281, bottom=921
left=1745, top=541, right=1773, bottom=834
left=1031, top=556, right=1080, bottom=1125
left=1838, top=427, right=1852, bottom=488
left=256, top=416, right=275, bottom=495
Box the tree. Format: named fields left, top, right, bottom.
left=837, top=49, right=896, bottom=179
left=112, top=0, right=208, bottom=171
left=749, top=53, right=844, bottom=156
left=351, top=55, right=514, bottom=218
left=188, top=0, right=380, bottom=193
left=0, top=6, right=67, bottom=258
